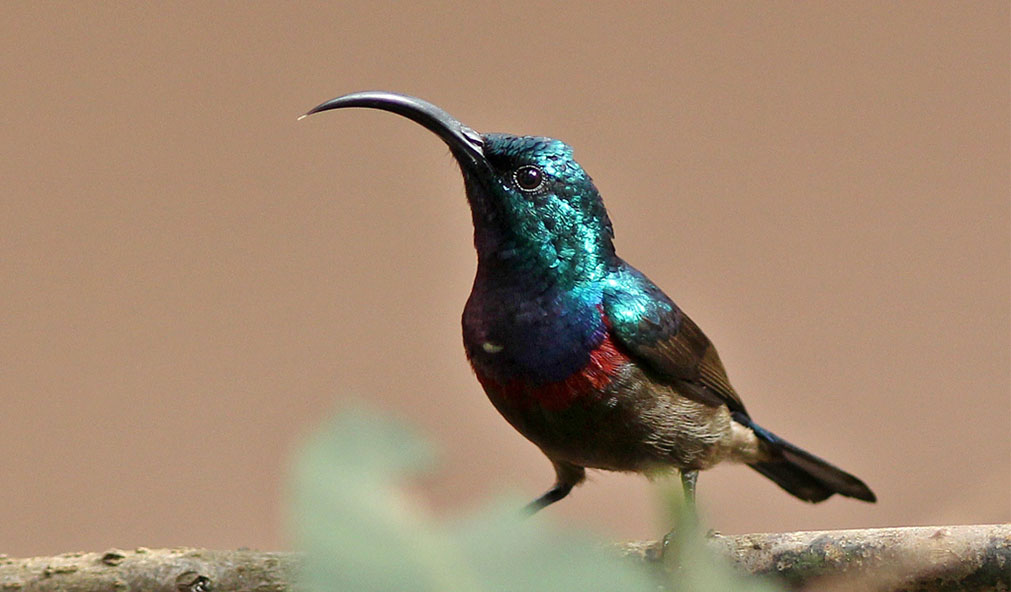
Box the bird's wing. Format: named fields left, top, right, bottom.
left=601, top=266, right=748, bottom=415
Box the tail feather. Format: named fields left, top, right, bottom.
left=732, top=412, right=876, bottom=503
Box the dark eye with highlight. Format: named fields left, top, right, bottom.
left=513, top=165, right=544, bottom=192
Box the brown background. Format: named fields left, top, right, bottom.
left=3, top=3, right=1008, bottom=557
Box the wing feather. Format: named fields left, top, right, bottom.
left=602, top=265, right=747, bottom=415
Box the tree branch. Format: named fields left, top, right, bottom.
left=0, top=548, right=295, bottom=592
left=1, top=525, right=1007, bottom=592
left=625, top=523, right=1011, bottom=591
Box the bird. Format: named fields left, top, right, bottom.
left=300, top=91, right=875, bottom=519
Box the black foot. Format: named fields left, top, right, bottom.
left=524, top=482, right=573, bottom=515
left=524, top=461, right=585, bottom=516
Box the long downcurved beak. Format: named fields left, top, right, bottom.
left=300, top=91, right=488, bottom=171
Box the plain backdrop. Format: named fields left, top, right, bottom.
left=2, top=3, right=1009, bottom=557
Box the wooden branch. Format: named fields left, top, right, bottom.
left=624, top=523, right=1011, bottom=591
left=0, top=525, right=1006, bottom=592
left=0, top=548, right=296, bottom=592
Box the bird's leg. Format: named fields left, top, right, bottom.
left=524, top=460, right=585, bottom=516
left=524, top=482, right=574, bottom=515
left=680, top=469, right=698, bottom=512
left=652, top=469, right=700, bottom=560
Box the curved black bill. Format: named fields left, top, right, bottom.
left=300, top=91, right=486, bottom=166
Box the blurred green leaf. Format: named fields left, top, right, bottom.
left=290, top=405, right=784, bottom=592
left=656, top=477, right=782, bottom=592
left=451, top=504, right=656, bottom=591
left=291, top=407, right=452, bottom=592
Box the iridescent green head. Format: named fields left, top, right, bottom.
left=302, top=92, right=616, bottom=285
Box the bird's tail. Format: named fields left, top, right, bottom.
left=732, top=412, right=876, bottom=503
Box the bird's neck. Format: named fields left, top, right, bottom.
left=470, top=217, right=616, bottom=292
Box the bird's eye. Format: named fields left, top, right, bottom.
left=513, top=165, right=544, bottom=192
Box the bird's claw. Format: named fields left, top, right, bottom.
left=644, top=529, right=678, bottom=561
